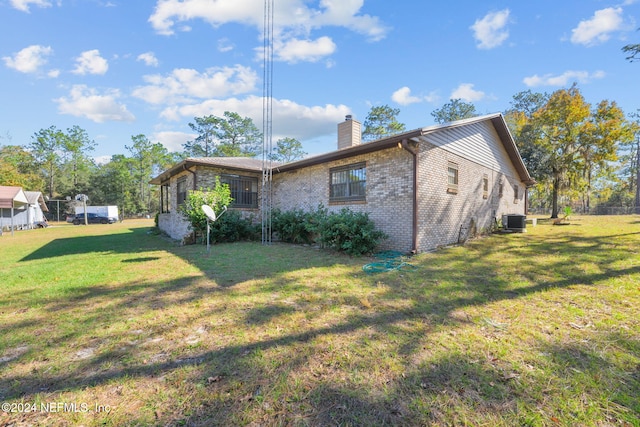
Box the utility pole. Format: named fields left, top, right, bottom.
left=261, top=0, right=274, bottom=245
left=76, top=194, right=89, bottom=225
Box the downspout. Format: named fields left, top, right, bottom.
left=183, top=164, right=197, bottom=190
left=401, top=139, right=418, bottom=254
left=183, top=164, right=198, bottom=241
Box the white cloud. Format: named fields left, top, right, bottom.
left=392, top=87, right=421, bottom=106
left=571, top=7, right=624, bottom=46
left=159, top=95, right=350, bottom=142
left=2, top=44, right=53, bottom=73
left=132, top=65, right=259, bottom=105
left=151, top=131, right=197, bottom=152
left=450, top=83, right=485, bottom=102
left=149, top=0, right=388, bottom=40
left=523, top=70, right=606, bottom=87
left=93, top=155, right=112, bottom=165
left=9, top=0, right=51, bottom=12
left=55, top=85, right=135, bottom=123
left=217, top=38, right=235, bottom=53
left=391, top=87, right=440, bottom=106
left=392, top=87, right=422, bottom=106
left=149, top=0, right=257, bottom=35
left=72, top=50, right=109, bottom=75
left=137, top=52, right=159, bottom=67
left=471, top=9, right=510, bottom=49
left=148, top=0, right=388, bottom=64
left=309, top=0, right=389, bottom=42
left=273, top=36, right=337, bottom=63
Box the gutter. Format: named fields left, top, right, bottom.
left=401, top=138, right=419, bottom=254
left=274, top=129, right=423, bottom=173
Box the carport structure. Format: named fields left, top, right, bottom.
left=0, top=186, right=29, bottom=236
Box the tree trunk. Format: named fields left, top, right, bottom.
left=73, top=157, right=78, bottom=190
left=48, top=163, right=55, bottom=199
left=586, top=168, right=592, bottom=213
left=551, top=172, right=560, bottom=218
left=635, top=140, right=640, bottom=214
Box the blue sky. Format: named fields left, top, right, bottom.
left=1, top=0, right=638, bottom=162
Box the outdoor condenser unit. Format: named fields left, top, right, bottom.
left=502, top=214, right=527, bottom=232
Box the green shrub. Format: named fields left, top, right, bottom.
left=272, top=204, right=386, bottom=256
left=272, top=208, right=315, bottom=244
left=563, top=206, right=573, bottom=219
left=318, top=208, right=387, bottom=256
left=208, top=211, right=260, bottom=244
left=179, top=178, right=233, bottom=242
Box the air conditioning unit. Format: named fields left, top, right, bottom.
left=502, top=214, right=527, bottom=232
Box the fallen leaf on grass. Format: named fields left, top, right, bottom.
left=503, top=372, right=519, bottom=380
left=390, top=406, right=404, bottom=416
left=482, top=317, right=509, bottom=330
left=207, top=376, right=222, bottom=384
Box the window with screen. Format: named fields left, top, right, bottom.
left=483, top=174, right=489, bottom=199
left=447, top=162, right=459, bottom=194
left=161, top=183, right=170, bottom=213
left=330, top=162, right=366, bottom=202
left=220, top=174, right=258, bottom=208
left=177, top=177, right=187, bottom=205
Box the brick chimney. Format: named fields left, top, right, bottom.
left=337, top=115, right=361, bottom=150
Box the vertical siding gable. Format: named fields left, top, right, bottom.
left=422, top=121, right=519, bottom=178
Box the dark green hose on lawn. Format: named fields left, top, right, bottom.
left=362, top=250, right=417, bottom=274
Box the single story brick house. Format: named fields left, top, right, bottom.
left=151, top=113, right=534, bottom=253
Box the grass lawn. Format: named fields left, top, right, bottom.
left=0, top=216, right=639, bottom=426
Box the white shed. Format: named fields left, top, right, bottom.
left=24, top=191, right=49, bottom=228
left=0, top=186, right=29, bottom=236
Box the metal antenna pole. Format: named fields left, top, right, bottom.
left=261, top=0, right=274, bottom=245
left=206, top=218, right=210, bottom=253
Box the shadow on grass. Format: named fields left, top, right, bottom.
left=249, top=328, right=640, bottom=426
left=536, top=335, right=640, bottom=423
left=244, top=304, right=297, bottom=325
left=2, top=219, right=639, bottom=425
left=121, top=256, right=161, bottom=263
left=305, top=353, right=522, bottom=426
left=19, top=227, right=160, bottom=262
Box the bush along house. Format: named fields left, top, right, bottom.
left=150, top=113, right=534, bottom=253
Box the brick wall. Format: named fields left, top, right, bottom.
left=157, top=142, right=526, bottom=252
left=157, top=170, right=193, bottom=241
left=272, top=146, right=415, bottom=252
left=416, top=141, right=525, bottom=251
left=157, top=166, right=262, bottom=241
